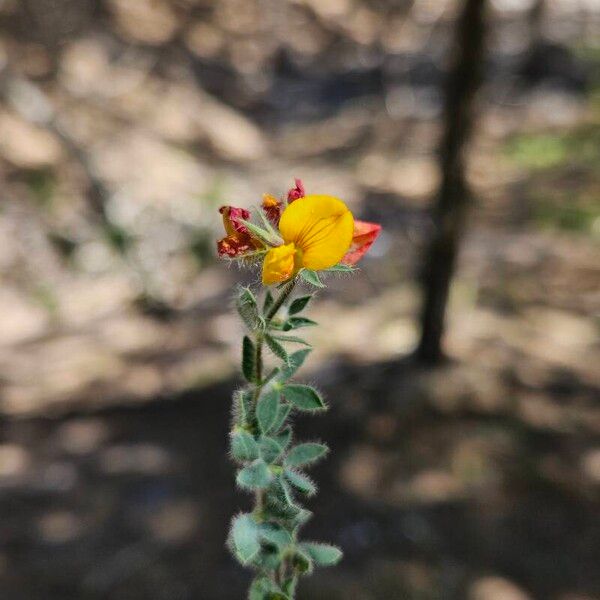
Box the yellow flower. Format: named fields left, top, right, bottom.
left=262, top=195, right=354, bottom=285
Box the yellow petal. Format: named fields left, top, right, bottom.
left=262, top=243, right=297, bottom=285
left=278, top=195, right=354, bottom=271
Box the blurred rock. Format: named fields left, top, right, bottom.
left=0, top=111, right=62, bottom=168
left=469, top=576, right=532, bottom=600
left=107, top=0, right=178, bottom=45
left=145, top=499, right=199, bottom=544
left=56, top=419, right=109, bottom=455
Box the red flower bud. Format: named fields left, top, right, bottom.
left=286, top=178, right=305, bottom=203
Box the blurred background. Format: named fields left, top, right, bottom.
left=0, top=0, right=598, bottom=598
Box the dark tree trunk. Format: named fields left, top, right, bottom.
left=415, top=0, right=489, bottom=365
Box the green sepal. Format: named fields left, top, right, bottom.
left=284, top=443, right=329, bottom=468
left=236, top=287, right=262, bottom=331
left=299, top=542, right=343, bottom=567
left=229, top=513, right=260, bottom=565
left=265, top=334, right=289, bottom=364
left=256, top=388, right=281, bottom=434
left=259, top=436, right=283, bottom=464
left=238, top=218, right=282, bottom=246
left=300, top=269, right=325, bottom=288
left=242, top=336, right=256, bottom=382
left=283, top=317, right=317, bottom=331
left=236, top=459, right=273, bottom=490
left=288, top=295, right=313, bottom=315
left=230, top=430, right=259, bottom=462
left=284, top=469, right=317, bottom=496
left=283, top=384, right=326, bottom=411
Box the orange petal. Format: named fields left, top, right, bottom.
left=342, top=220, right=381, bottom=265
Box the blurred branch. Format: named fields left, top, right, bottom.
left=415, top=0, right=489, bottom=365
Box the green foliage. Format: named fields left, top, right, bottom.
left=257, top=388, right=281, bottom=434
left=265, top=334, right=290, bottom=363
left=300, top=543, right=342, bottom=567
left=289, top=295, right=313, bottom=315
left=283, top=385, right=326, bottom=411
left=299, top=269, right=324, bottom=287
left=237, top=287, right=261, bottom=330
left=230, top=514, right=261, bottom=564
left=229, top=280, right=341, bottom=599
left=231, top=430, right=259, bottom=462
left=284, top=443, right=329, bottom=468
left=237, top=459, right=273, bottom=490
left=242, top=336, right=256, bottom=382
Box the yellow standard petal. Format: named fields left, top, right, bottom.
left=262, top=243, right=297, bottom=285
left=278, top=195, right=354, bottom=271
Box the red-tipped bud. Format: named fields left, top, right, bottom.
left=286, top=178, right=305, bottom=203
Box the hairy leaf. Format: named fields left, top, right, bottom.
left=232, top=388, right=253, bottom=426
left=230, top=513, right=260, bottom=564
left=259, top=436, right=283, bottom=464
left=285, top=443, right=329, bottom=468
left=256, top=388, right=280, bottom=434
left=300, top=542, right=343, bottom=567
left=236, top=459, right=273, bottom=490
left=283, top=384, right=326, bottom=411
left=278, top=349, right=312, bottom=381
left=271, top=334, right=311, bottom=346
left=285, top=469, right=317, bottom=496
left=236, top=287, right=260, bottom=330
left=273, top=426, right=292, bottom=450
left=249, top=576, right=289, bottom=600
left=300, top=269, right=324, bottom=288
left=288, top=295, right=313, bottom=315
left=283, top=317, right=317, bottom=331
left=263, top=290, right=274, bottom=314
left=265, top=334, right=289, bottom=364
left=270, top=403, right=291, bottom=433
left=242, top=336, right=256, bottom=382
left=230, top=430, right=259, bottom=462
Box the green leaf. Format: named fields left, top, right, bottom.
left=232, top=388, right=253, bottom=426
left=290, top=508, right=313, bottom=532
left=230, top=430, right=259, bottom=462
left=249, top=576, right=289, bottom=600
left=259, top=522, right=292, bottom=550
left=291, top=547, right=313, bottom=575
left=236, top=459, right=273, bottom=490
left=271, top=334, right=311, bottom=346
left=278, top=349, right=312, bottom=381
left=259, top=436, right=283, bottom=463
left=273, top=426, right=292, bottom=450
left=242, top=336, right=256, bottom=382
left=325, top=263, right=356, bottom=272
left=256, top=388, right=280, bottom=434
left=261, top=367, right=280, bottom=386
left=285, top=469, right=317, bottom=496
left=270, top=403, right=291, bottom=433
left=283, top=317, right=317, bottom=330
left=300, top=269, right=324, bottom=288
left=288, top=295, right=313, bottom=315
left=230, top=513, right=260, bottom=564
left=282, top=576, right=297, bottom=598
left=283, top=384, right=326, bottom=411
left=265, top=334, right=289, bottom=364
left=285, top=443, right=329, bottom=468
left=263, top=290, right=274, bottom=314
left=300, top=542, right=343, bottom=567
left=236, top=287, right=261, bottom=330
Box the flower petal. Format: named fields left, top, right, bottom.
left=342, top=220, right=381, bottom=265
left=262, top=193, right=283, bottom=226
left=279, top=195, right=354, bottom=271
left=217, top=233, right=256, bottom=258
left=262, top=243, right=297, bottom=285
left=287, top=178, right=305, bottom=203
left=220, top=206, right=250, bottom=236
